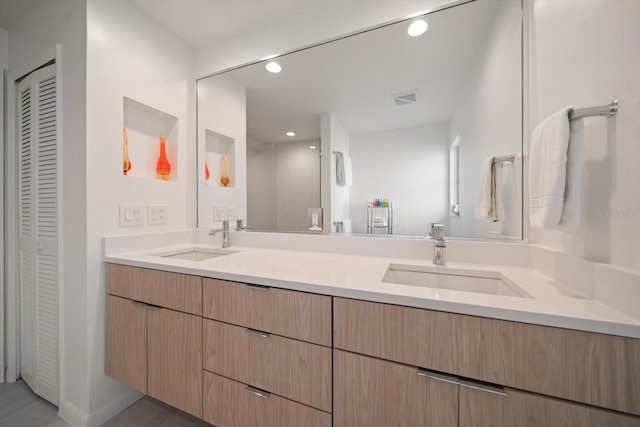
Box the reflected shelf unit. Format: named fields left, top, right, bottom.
left=367, top=201, right=393, bottom=235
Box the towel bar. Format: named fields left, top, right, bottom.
left=569, top=99, right=618, bottom=120
left=492, top=155, right=514, bottom=164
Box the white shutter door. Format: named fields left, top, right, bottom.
left=17, top=63, right=59, bottom=405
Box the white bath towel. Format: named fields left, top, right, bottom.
left=344, top=157, right=353, bottom=186
left=335, top=151, right=345, bottom=185
left=529, top=107, right=574, bottom=229
left=475, top=156, right=505, bottom=222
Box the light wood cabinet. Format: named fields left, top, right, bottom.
left=333, top=349, right=459, bottom=427
left=105, top=295, right=147, bottom=393
left=459, top=380, right=506, bottom=427
left=203, top=278, right=332, bottom=346
left=105, top=264, right=203, bottom=418
left=203, top=371, right=331, bottom=427
left=203, top=319, right=331, bottom=412
left=333, top=297, right=459, bottom=374
left=504, top=388, right=640, bottom=427
left=106, top=263, right=202, bottom=315
left=458, top=313, right=640, bottom=416
left=147, top=307, right=202, bottom=418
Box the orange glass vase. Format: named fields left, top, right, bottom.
left=205, top=161, right=210, bottom=181
left=156, top=136, right=171, bottom=180
left=123, top=128, right=132, bottom=175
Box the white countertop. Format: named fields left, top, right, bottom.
left=103, top=241, right=640, bottom=339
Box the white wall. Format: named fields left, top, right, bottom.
left=247, top=137, right=276, bottom=230
left=448, top=0, right=522, bottom=239
left=350, top=123, right=450, bottom=236
left=530, top=0, right=640, bottom=272
left=275, top=139, right=321, bottom=232
left=0, top=27, right=7, bottom=66
left=321, top=113, right=350, bottom=232
left=197, top=73, right=247, bottom=229
left=0, top=26, right=7, bottom=385
left=195, top=0, right=459, bottom=76
left=86, top=0, right=195, bottom=423
left=5, top=0, right=88, bottom=422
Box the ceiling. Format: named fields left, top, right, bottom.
left=199, top=0, right=502, bottom=143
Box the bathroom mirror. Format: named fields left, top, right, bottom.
left=197, top=0, right=523, bottom=240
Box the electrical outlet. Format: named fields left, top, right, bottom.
left=148, top=204, right=168, bottom=225
left=227, top=206, right=237, bottom=220
left=119, top=204, right=144, bottom=226
left=213, top=205, right=228, bottom=221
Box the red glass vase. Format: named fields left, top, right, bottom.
left=156, top=136, right=171, bottom=180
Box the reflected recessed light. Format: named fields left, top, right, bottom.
left=260, top=53, right=279, bottom=61
left=408, top=19, right=428, bottom=37
left=266, top=61, right=282, bottom=73
left=309, top=145, right=317, bottom=149
left=286, top=131, right=296, bottom=136
left=405, top=10, right=429, bottom=19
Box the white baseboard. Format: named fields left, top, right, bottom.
left=59, top=389, right=142, bottom=427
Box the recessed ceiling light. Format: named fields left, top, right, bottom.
left=408, top=19, right=428, bottom=37
left=286, top=131, right=296, bottom=136
left=266, top=61, right=282, bottom=73
left=309, top=145, right=317, bottom=149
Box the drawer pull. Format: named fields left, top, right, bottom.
left=245, top=283, right=270, bottom=291
left=460, top=380, right=506, bottom=396
left=417, top=368, right=459, bottom=385
left=145, top=304, right=162, bottom=311
left=131, top=301, right=146, bottom=307
left=246, top=328, right=271, bottom=338
left=246, top=385, right=271, bottom=399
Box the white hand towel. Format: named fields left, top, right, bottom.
left=335, top=151, right=345, bottom=185
left=475, top=156, right=505, bottom=222
left=558, top=119, right=584, bottom=232
left=528, top=107, right=572, bottom=229
left=344, top=157, right=353, bottom=186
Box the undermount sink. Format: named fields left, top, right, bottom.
left=382, top=264, right=532, bottom=298
left=152, top=248, right=236, bottom=261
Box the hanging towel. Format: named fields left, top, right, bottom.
left=528, top=107, right=575, bottom=229
left=344, top=157, right=353, bottom=186
left=475, top=156, right=505, bottom=222
left=335, top=151, right=345, bottom=185
left=558, top=119, right=584, bottom=232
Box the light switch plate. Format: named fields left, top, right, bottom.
left=148, top=204, right=168, bottom=225
left=213, top=205, right=228, bottom=221
left=119, top=204, right=144, bottom=226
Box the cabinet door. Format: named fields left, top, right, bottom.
left=505, top=388, right=640, bottom=427
left=147, top=307, right=202, bottom=418
left=459, top=380, right=506, bottom=427
left=105, top=295, right=147, bottom=393
left=334, top=350, right=458, bottom=427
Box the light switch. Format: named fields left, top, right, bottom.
left=119, top=204, right=144, bottom=226
left=213, top=205, right=228, bottom=221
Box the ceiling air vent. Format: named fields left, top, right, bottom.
left=391, top=89, right=418, bottom=106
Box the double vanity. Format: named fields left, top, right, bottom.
left=104, top=233, right=640, bottom=427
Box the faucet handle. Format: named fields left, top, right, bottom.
left=430, top=222, right=444, bottom=240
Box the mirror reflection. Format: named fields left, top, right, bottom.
left=197, top=0, right=522, bottom=240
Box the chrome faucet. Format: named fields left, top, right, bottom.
left=209, top=220, right=230, bottom=248
left=430, top=222, right=445, bottom=265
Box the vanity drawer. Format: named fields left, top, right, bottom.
left=202, top=278, right=331, bottom=346
left=458, top=315, right=640, bottom=416
left=333, top=297, right=459, bottom=374
left=203, top=371, right=331, bottom=427
left=203, top=319, right=331, bottom=412
left=106, top=263, right=202, bottom=315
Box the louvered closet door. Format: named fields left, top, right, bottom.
left=17, top=62, right=59, bottom=406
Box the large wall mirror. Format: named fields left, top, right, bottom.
left=197, top=0, right=523, bottom=240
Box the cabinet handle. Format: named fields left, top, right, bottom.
left=145, top=304, right=162, bottom=311
left=131, top=301, right=146, bottom=307
left=245, top=283, right=270, bottom=291
left=246, top=385, right=271, bottom=399
left=246, top=328, right=271, bottom=338
left=460, top=380, right=506, bottom=396
left=417, top=368, right=459, bottom=385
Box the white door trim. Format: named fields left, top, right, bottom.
left=5, top=45, right=60, bottom=388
